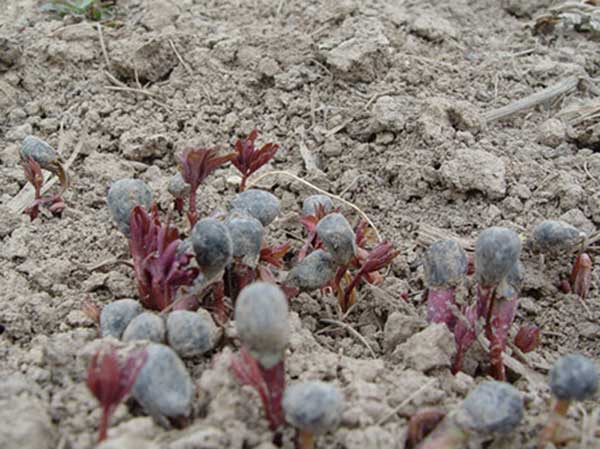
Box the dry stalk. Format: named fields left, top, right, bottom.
left=319, top=318, right=377, bottom=359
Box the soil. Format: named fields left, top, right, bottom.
left=1, top=0, right=600, bottom=448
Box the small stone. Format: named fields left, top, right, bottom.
left=372, top=96, right=407, bottom=132
left=383, top=312, right=425, bottom=353
left=111, top=39, right=177, bottom=83
left=319, top=17, right=390, bottom=82
left=169, top=427, right=228, bottom=449
left=0, top=37, right=21, bottom=72
left=166, top=310, right=217, bottom=358
left=411, top=14, right=457, bottom=42
left=100, top=299, right=143, bottom=339
left=121, top=133, right=170, bottom=162
left=399, top=323, right=455, bottom=372
left=97, top=436, right=160, bottom=449
left=123, top=312, right=165, bottom=343
left=537, top=119, right=566, bottom=148
left=560, top=209, right=595, bottom=235
left=132, top=344, right=194, bottom=425
left=579, top=322, right=600, bottom=339
left=0, top=397, right=57, bottom=449
left=440, top=149, right=506, bottom=199
left=230, top=189, right=281, bottom=227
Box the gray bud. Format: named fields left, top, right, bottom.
left=166, top=310, right=217, bottom=358
left=531, top=220, right=583, bottom=254
left=550, top=353, right=599, bottom=401
left=191, top=218, right=233, bottom=279
left=20, top=136, right=60, bottom=171
left=234, top=282, right=289, bottom=368
left=122, top=312, right=165, bottom=343
left=100, top=299, right=143, bottom=339
left=457, top=381, right=524, bottom=434
left=475, top=227, right=521, bottom=287
left=167, top=173, right=190, bottom=199
left=423, top=240, right=468, bottom=288
left=283, top=381, right=344, bottom=434
left=316, top=213, right=356, bottom=266
left=231, top=189, right=280, bottom=227
left=132, top=344, right=194, bottom=426
left=286, top=250, right=334, bottom=291
left=226, top=212, right=264, bottom=267
left=302, top=195, right=334, bottom=216
left=107, top=178, right=152, bottom=237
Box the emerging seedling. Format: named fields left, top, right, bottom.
left=128, top=205, right=198, bottom=311
left=178, top=147, right=234, bottom=226
left=42, top=0, right=117, bottom=21
left=86, top=346, right=147, bottom=442
left=538, top=354, right=599, bottom=449
left=416, top=381, right=524, bottom=449
left=191, top=218, right=233, bottom=281
left=282, top=381, right=344, bottom=449
left=19, top=136, right=69, bottom=221
left=286, top=249, right=335, bottom=292
left=298, top=200, right=337, bottom=262
left=167, top=173, right=190, bottom=216
left=316, top=213, right=356, bottom=266
left=423, top=240, right=468, bottom=328
left=514, top=324, right=541, bottom=354
left=226, top=212, right=265, bottom=268
left=231, top=282, right=289, bottom=430
left=107, top=178, right=152, bottom=237
left=487, top=261, right=523, bottom=381
left=531, top=220, right=591, bottom=300
left=231, top=129, right=279, bottom=191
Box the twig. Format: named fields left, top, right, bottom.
left=320, top=318, right=377, bottom=358
left=416, top=223, right=475, bottom=252
left=377, top=379, right=437, bottom=425
left=483, top=76, right=581, bottom=123
left=96, top=23, right=111, bottom=68
left=168, top=39, right=193, bottom=76
left=324, top=118, right=354, bottom=137
left=364, top=90, right=397, bottom=111
left=88, top=257, right=134, bottom=271
left=247, top=170, right=382, bottom=241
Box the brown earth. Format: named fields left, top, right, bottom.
left=1, top=0, right=599, bottom=448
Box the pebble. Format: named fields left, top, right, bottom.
left=132, top=344, right=194, bottom=425
left=399, top=323, right=455, bottom=372
left=440, top=149, right=506, bottom=199
left=166, top=310, right=217, bottom=358
left=100, top=299, right=143, bottom=339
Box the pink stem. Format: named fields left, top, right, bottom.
left=98, top=405, right=111, bottom=442
left=259, top=361, right=286, bottom=430
left=426, top=288, right=457, bottom=330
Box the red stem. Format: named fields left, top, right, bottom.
left=188, top=188, right=198, bottom=226
left=484, top=288, right=497, bottom=341
left=98, top=405, right=111, bottom=442
left=488, top=331, right=506, bottom=381
left=259, top=361, right=286, bottom=430
left=240, top=175, right=247, bottom=192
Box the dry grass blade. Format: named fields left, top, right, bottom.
left=416, top=223, right=475, bottom=252
left=377, top=379, right=437, bottom=425
left=320, top=318, right=377, bottom=359
left=247, top=170, right=383, bottom=241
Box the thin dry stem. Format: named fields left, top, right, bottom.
left=377, top=379, right=437, bottom=425
left=96, top=24, right=111, bottom=68
left=247, top=170, right=382, bottom=241
left=320, top=318, right=377, bottom=359
left=168, top=39, right=193, bottom=76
